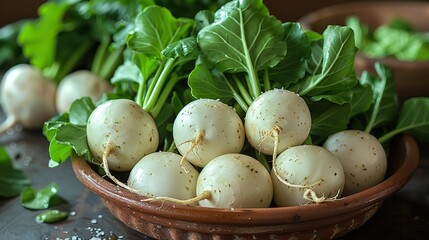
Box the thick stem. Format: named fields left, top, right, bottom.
left=143, top=59, right=166, bottom=106
left=91, top=35, right=110, bottom=75
left=98, top=45, right=125, bottom=80
left=238, top=9, right=261, bottom=98
left=143, top=58, right=176, bottom=112
left=234, top=75, right=253, bottom=106
left=150, top=73, right=183, bottom=118
left=0, top=115, right=17, bottom=135
left=223, top=75, right=248, bottom=112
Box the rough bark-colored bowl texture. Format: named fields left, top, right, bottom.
left=72, top=135, right=419, bottom=240
left=299, top=1, right=429, bottom=103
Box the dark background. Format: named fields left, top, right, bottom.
left=2, top=0, right=429, bottom=26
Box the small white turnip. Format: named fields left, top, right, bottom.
left=86, top=99, right=159, bottom=172
left=173, top=98, right=245, bottom=168
left=323, top=130, right=387, bottom=196
left=127, top=152, right=199, bottom=202
left=0, top=64, right=56, bottom=134
left=244, top=88, right=311, bottom=156
left=272, top=145, right=345, bottom=207
left=196, top=153, right=273, bottom=208
left=55, top=70, right=112, bottom=114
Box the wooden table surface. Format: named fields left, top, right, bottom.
left=1, top=109, right=429, bottom=240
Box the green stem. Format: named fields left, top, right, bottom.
left=378, top=122, right=427, bottom=144
left=54, top=38, right=94, bottom=82
left=233, top=75, right=253, bottom=106
left=223, top=75, right=248, bottom=112
left=98, top=45, right=125, bottom=80
left=365, top=89, right=386, bottom=134
left=135, top=75, right=146, bottom=107
left=238, top=9, right=261, bottom=98
left=263, top=69, right=270, bottom=92
left=143, top=59, right=166, bottom=105
left=150, top=73, right=183, bottom=118
left=143, top=58, right=176, bottom=112
left=91, top=35, right=110, bottom=75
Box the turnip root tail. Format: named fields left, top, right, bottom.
left=271, top=126, right=321, bottom=189
left=303, top=188, right=341, bottom=204
left=0, top=115, right=17, bottom=135
left=101, top=143, right=145, bottom=195
left=142, top=190, right=211, bottom=205
left=103, top=143, right=208, bottom=205
left=178, top=131, right=205, bottom=173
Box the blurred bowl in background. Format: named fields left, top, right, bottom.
left=299, top=1, right=429, bottom=102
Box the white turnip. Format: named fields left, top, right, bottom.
left=271, top=145, right=345, bottom=207
left=244, top=88, right=311, bottom=156
left=173, top=98, right=245, bottom=168
left=323, top=130, right=387, bottom=196
left=196, top=153, right=273, bottom=208
left=0, top=64, right=56, bottom=134
left=127, top=152, right=199, bottom=202
left=86, top=99, right=159, bottom=172
left=55, top=70, right=112, bottom=114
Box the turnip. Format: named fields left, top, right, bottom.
left=173, top=98, right=245, bottom=168
left=86, top=99, right=159, bottom=172
left=244, top=88, right=311, bottom=156
left=127, top=152, right=200, bottom=203
left=196, top=153, right=273, bottom=208
left=55, top=70, right=112, bottom=114
left=0, top=64, right=57, bottom=134
left=271, top=145, right=345, bottom=207
left=323, top=130, right=387, bottom=196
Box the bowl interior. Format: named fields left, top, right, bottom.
left=71, top=134, right=419, bottom=239
left=299, top=1, right=429, bottom=32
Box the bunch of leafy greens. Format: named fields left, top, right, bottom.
left=17, top=0, right=149, bottom=83
left=346, top=16, right=429, bottom=61
left=44, top=0, right=429, bottom=169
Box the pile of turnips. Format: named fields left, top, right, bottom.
left=87, top=88, right=387, bottom=208
left=0, top=64, right=112, bottom=135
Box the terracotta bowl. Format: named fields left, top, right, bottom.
left=299, top=1, right=429, bottom=103
left=71, top=134, right=419, bottom=240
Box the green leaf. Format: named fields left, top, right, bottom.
left=36, top=209, right=68, bottom=224
left=127, top=5, right=194, bottom=59
left=188, top=63, right=234, bottom=102
left=308, top=100, right=351, bottom=143
left=20, top=183, right=65, bottom=210
left=69, top=97, right=96, bottom=126
left=111, top=61, right=143, bottom=85
left=361, top=63, right=399, bottom=132
left=270, top=22, right=311, bottom=88
left=350, top=82, right=373, bottom=117
left=48, top=135, right=72, bottom=166
left=0, top=147, right=31, bottom=198
left=55, top=124, right=92, bottom=160
left=197, top=0, right=286, bottom=73
left=379, top=98, right=429, bottom=143
left=292, top=26, right=358, bottom=102
left=396, top=98, right=429, bottom=141
left=17, top=1, right=73, bottom=69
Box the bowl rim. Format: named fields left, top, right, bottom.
left=72, top=134, right=419, bottom=225
left=298, top=1, right=429, bottom=65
